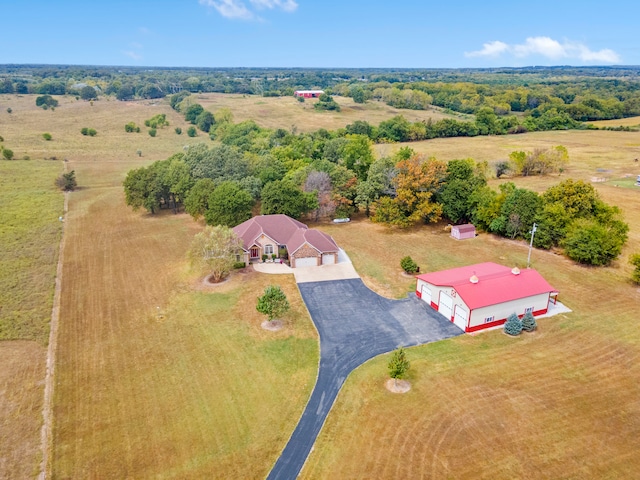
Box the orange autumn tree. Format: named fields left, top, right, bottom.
left=372, top=154, right=446, bottom=227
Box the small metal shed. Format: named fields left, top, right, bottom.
left=451, top=224, right=476, bottom=240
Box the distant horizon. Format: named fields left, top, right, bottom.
left=2, top=0, right=638, bottom=68
left=2, top=63, right=640, bottom=71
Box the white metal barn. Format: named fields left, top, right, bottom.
left=415, top=262, right=558, bottom=333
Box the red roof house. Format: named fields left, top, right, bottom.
left=415, top=262, right=558, bottom=332
left=233, top=214, right=339, bottom=268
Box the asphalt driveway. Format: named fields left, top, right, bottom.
left=267, top=278, right=462, bottom=479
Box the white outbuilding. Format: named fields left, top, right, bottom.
left=416, top=262, right=558, bottom=333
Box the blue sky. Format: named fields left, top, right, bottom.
left=0, top=0, right=637, bottom=68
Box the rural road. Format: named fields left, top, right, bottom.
left=266, top=278, right=462, bottom=479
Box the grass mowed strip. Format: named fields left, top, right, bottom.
left=0, top=159, right=63, bottom=342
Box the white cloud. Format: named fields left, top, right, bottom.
left=250, top=0, right=298, bottom=11
left=200, top=0, right=253, bottom=19
left=465, top=36, right=620, bottom=64
left=513, top=37, right=566, bottom=59
left=199, top=0, right=297, bottom=20
left=570, top=44, right=620, bottom=63
left=465, top=41, right=509, bottom=58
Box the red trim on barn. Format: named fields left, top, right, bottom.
left=464, top=308, right=548, bottom=333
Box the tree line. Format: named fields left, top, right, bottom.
left=123, top=101, right=628, bottom=267
left=2, top=65, right=640, bottom=126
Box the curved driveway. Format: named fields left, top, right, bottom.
left=267, top=278, right=462, bottom=479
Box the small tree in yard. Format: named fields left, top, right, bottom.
left=388, top=347, right=410, bottom=387
left=521, top=311, right=537, bottom=332
left=504, top=313, right=523, bottom=336
left=188, top=225, right=242, bottom=283
left=43, top=132, right=52, bottom=141
left=256, top=285, right=290, bottom=322
left=400, top=256, right=419, bottom=274
left=55, top=170, right=77, bottom=191
left=2, top=148, right=14, bottom=160
left=187, top=126, right=197, bottom=137
left=629, top=254, right=640, bottom=284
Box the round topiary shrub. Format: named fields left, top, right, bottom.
left=400, top=256, right=419, bottom=274
left=521, top=311, right=537, bottom=332
left=503, top=313, right=523, bottom=336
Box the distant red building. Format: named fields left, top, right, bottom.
left=294, top=90, right=324, bottom=98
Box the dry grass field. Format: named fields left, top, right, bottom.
left=195, top=93, right=466, bottom=132
left=589, top=115, right=640, bottom=128
left=2, top=91, right=640, bottom=479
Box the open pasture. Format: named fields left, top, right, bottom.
left=375, top=129, right=640, bottom=184
left=589, top=115, right=640, bottom=128
left=195, top=93, right=464, bottom=132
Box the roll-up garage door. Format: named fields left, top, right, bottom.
left=453, top=305, right=468, bottom=331
left=438, top=291, right=453, bottom=320
left=294, top=257, right=317, bottom=268
left=421, top=285, right=432, bottom=305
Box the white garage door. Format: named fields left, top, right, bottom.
left=322, top=253, right=336, bottom=265
left=453, top=305, right=468, bottom=331
left=295, top=257, right=317, bottom=268
left=438, top=292, right=453, bottom=320
left=421, top=285, right=432, bottom=305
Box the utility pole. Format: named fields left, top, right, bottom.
left=527, top=223, right=537, bottom=268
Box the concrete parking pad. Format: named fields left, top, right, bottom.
left=292, top=262, right=359, bottom=283
left=252, top=263, right=293, bottom=275
left=267, top=278, right=462, bottom=479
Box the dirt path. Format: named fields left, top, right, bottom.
left=38, top=189, right=68, bottom=480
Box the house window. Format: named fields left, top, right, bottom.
left=264, top=245, right=274, bottom=255
left=525, top=307, right=534, bottom=314
left=484, top=316, right=495, bottom=323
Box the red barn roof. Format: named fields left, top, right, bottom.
left=416, top=262, right=557, bottom=309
